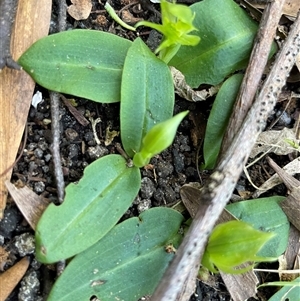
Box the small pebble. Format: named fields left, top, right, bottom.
left=163, top=186, right=176, bottom=203
left=34, top=148, right=43, bottom=159
left=68, top=144, right=79, bottom=159
left=34, top=182, right=45, bottom=194
left=156, top=161, right=174, bottom=178
left=30, top=258, right=42, bottom=271
left=14, top=233, right=35, bottom=256
left=27, top=143, right=37, bottom=151
left=0, top=207, right=21, bottom=238
left=18, top=270, right=41, bottom=301
left=42, top=165, right=50, bottom=173
left=137, top=199, right=151, bottom=213
left=185, top=166, right=197, bottom=178
left=178, top=136, right=191, bottom=152
left=84, top=131, right=94, bottom=143
left=28, top=162, right=38, bottom=175
left=37, top=140, right=48, bottom=151
left=276, top=110, right=291, bottom=126
left=133, top=195, right=141, bottom=205
left=153, top=188, right=164, bottom=203
left=172, top=149, right=185, bottom=173
left=44, top=153, right=52, bottom=162
left=65, top=128, right=79, bottom=141
left=140, top=177, right=156, bottom=199
left=86, top=145, right=109, bottom=159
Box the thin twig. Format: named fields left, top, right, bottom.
left=151, top=6, right=300, bottom=301
left=56, top=0, right=67, bottom=32
left=50, top=92, right=66, bottom=276
left=0, top=0, right=21, bottom=70
left=49, top=92, right=65, bottom=204
left=60, top=94, right=89, bottom=126
left=220, top=0, right=285, bottom=157
left=51, top=0, right=68, bottom=277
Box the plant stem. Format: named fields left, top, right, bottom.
left=105, top=2, right=136, bottom=31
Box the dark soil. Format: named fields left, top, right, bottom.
left=1, top=0, right=299, bottom=300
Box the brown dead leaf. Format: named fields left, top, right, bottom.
left=252, top=156, right=299, bottom=198
left=0, top=246, right=10, bottom=271
left=0, top=256, right=30, bottom=301
left=105, top=126, right=119, bottom=146
left=67, top=0, right=92, bottom=20
left=121, top=10, right=143, bottom=24
left=267, top=157, right=300, bottom=232
left=5, top=181, right=50, bottom=230
left=250, top=127, right=299, bottom=158
left=171, top=67, right=219, bottom=102
left=280, top=0, right=300, bottom=18
left=279, top=225, right=300, bottom=281
left=247, top=0, right=300, bottom=18
left=0, top=0, right=52, bottom=219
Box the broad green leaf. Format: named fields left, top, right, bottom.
left=226, top=196, right=289, bottom=258
left=267, top=277, right=300, bottom=301
left=35, top=154, right=141, bottom=263
left=18, top=30, right=132, bottom=103
left=169, top=0, right=259, bottom=87
left=202, top=220, right=276, bottom=274
left=133, top=111, right=189, bottom=167
left=202, top=74, right=243, bottom=169
left=121, top=38, right=174, bottom=158
left=47, top=208, right=184, bottom=301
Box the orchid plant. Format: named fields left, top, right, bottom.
left=201, top=220, right=277, bottom=274
left=136, top=0, right=200, bottom=63
left=15, top=0, right=285, bottom=299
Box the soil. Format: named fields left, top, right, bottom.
left=0, top=0, right=299, bottom=301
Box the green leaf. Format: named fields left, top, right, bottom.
left=105, top=2, right=136, bottom=31
left=169, top=0, right=259, bottom=87
left=121, top=38, right=174, bottom=158
left=35, top=154, right=141, bottom=263
left=18, top=30, right=132, bottom=103
left=202, top=74, right=243, bottom=169
left=133, top=111, right=189, bottom=167
left=226, top=196, right=289, bottom=258
left=266, top=277, right=300, bottom=301
left=202, top=220, right=276, bottom=274
left=259, top=280, right=300, bottom=288
left=46, top=208, right=184, bottom=301
left=135, top=0, right=200, bottom=62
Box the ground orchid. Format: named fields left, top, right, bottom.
left=201, top=220, right=277, bottom=274
left=135, top=0, right=200, bottom=63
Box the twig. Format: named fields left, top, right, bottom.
left=60, top=94, right=89, bottom=126
left=220, top=0, right=285, bottom=157
left=49, top=92, right=65, bottom=204
left=50, top=92, right=66, bottom=277
left=52, top=0, right=67, bottom=277
left=56, top=0, right=67, bottom=32
left=0, top=0, right=21, bottom=70
left=267, top=156, right=300, bottom=232
left=151, top=6, right=300, bottom=301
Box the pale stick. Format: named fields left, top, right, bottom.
left=220, top=0, right=286, bottom=155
